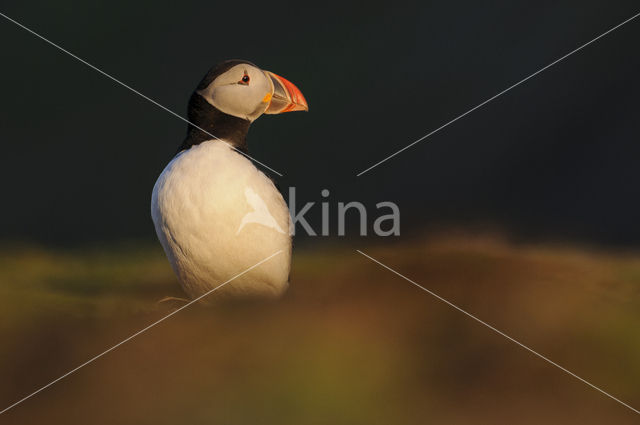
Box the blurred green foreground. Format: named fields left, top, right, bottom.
left=0, top=235, right=638, bottom=424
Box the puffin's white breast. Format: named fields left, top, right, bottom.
left=151, top=140, right=291, bottom=299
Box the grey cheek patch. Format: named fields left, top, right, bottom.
left=249, top=103, right=267, bottom=120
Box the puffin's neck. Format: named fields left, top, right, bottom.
left=179, top=93, right=251, bottom=153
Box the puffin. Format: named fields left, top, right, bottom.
left=151, top=60, right=307, bottom=300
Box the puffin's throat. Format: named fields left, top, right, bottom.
left=179, top=93, right=251, bottom=153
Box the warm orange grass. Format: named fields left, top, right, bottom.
left=0, top=235, right=638, bottom=424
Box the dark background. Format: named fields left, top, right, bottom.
left=1, top=1, right=638, bottom=246
left=1, top=4, right=639, bottom=423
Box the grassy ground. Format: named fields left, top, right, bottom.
left=0, top=235, right=638, bottom=424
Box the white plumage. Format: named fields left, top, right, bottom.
left=236, top=186, right=287, bottom=235
left=151, top=140, right=291, bottom=299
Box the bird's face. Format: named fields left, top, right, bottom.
left=197, top=62, right=308, bottom=122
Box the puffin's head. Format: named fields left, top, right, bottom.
left=196, top=60, right=308, bottom=121
left=182, top=60, right=308, bottom=151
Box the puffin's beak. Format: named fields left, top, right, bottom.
left=264, top=71, right=308, bottom=114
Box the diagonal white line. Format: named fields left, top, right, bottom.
left=357, top=11, right=640, bottom=177
left=0, top=250, right=283, bottom=415
left=356, top=249, right=640, bottom=415
left=0, top=11, right=283, bottom=177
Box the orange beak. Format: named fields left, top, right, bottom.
left=264, top=71, right=309, bottom=114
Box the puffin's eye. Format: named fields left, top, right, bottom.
left=239, top=74, right=250, bottom=85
